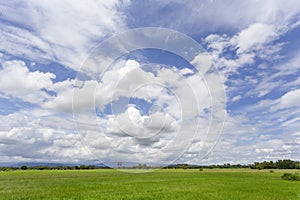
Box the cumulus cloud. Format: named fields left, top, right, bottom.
left=70, top=56, right=226, bottom=165
left=280, top=89, right=300, bottom=108
left=0, top=60, right=55, bottom=104
left=191, top=53, right=212, bottom=75
left=0, top=109, right=92, bottom=163
left=114, top=105, right=178, bottom=138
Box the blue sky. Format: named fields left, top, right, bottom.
left=0, top=0, right=299, bottom=166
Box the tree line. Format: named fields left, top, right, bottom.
left=249, top=159, right=300, bottom=169
left=0, top=164, right=110, bottom=171
left=0, top=159, right=299, bottom=171
left=164, top=159, right=300, bottom=170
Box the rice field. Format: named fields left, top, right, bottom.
left=0, top=169, right=299, bottom=200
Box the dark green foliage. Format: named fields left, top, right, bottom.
left=0, top=167, right=11, bottom=171
left=250, top=159, right=299, bottom=169
left=281, top=173, right=300, bottom=181
left=20, top=165, right=27, bottom=170
left=165, top=160, right=299, bottom=170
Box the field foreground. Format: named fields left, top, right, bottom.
left=0, top=169, right=299, bottom=200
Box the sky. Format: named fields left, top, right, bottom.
left=0, top=0, right=299, bottom=166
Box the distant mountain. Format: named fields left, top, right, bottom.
left=0, top=162, right=64, bottom=167
left=0, top=162, right=109, bottom=168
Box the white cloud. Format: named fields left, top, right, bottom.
left=0, top=0, right=128, bottom=68
left=45, top=79, right=96, bottom=113
left=184, top=110, right=300, bottom=165
left=114, top=105, right=178, bottom=139
left=231, top=95, right=242, bottom=102
left=191, top=53, right=212, bottom=75
left=280, top=89, right=300, bottom=108
left=69, top=57, right=227, bottom=165
left=234, top=23, right=277, bottom=54
left=204, top=22, right=283, bottom=79
left=180, top=68, right=194, bottom=75
left=202, top=18, right=300, bottom=113
left=0, top=60, right=55, bottom=104
left=0, top=109, right=92, bottom=163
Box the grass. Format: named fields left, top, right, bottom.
left=0, top=169, right=299, bottom=199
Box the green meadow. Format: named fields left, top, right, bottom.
left=0, top=169, right=299, bottom=200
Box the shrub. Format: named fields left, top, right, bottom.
left=0, top=167, right=10, bottom=171
left=281, top=173, right=300, bottom=181
left=20, top=165, right=27, bottom=170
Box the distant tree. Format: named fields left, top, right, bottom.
left=20, top=165, right=27, bottom=170
left=223, top=163, right=231, bottom=168
left=36, top=166, right=48, bottom=170
left=80, top=165, right=88, bottom=169
left=276, top=159, right=296, bottom=169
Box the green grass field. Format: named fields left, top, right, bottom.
left=0, top=169, right=299, bottom=200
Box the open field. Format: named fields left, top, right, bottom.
left=0, top=169, right=299, bottom=200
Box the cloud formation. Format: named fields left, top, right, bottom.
left=0, top=0, right=128, bottom=68
left=0, top=0, right=299, bottom=166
